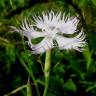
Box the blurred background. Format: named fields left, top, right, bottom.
left=0, top=0, right=96, bottom=96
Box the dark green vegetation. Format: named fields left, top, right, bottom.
left=0, top=0, right=96, bottom=96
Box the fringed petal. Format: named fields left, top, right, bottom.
left=56, top=30, right=86, bottom=51
left=30, top=38, right=53, bottom=54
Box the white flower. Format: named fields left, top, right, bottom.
left=11, top=11, right=87, bottom=54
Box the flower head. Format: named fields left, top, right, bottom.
left=11, top=11, right=87, bottom=54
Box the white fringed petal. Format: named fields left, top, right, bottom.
left=59, top=17, right=79, bottom=34
left=56, top=30, right=86, bottom=51
left=34, top=12, right=79, bottom=34
left=30, top=38, right=53, bottom=54
left=11, top=11, right=87, bottom=54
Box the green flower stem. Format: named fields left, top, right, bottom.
left=43, top=50, right=51, bottom=96
left=27, top=77, right=32, bottom=96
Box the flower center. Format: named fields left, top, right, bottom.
left=46, top=28, right=58, bottom=39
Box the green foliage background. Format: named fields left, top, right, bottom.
left=0, top=0, right=96, bottom=96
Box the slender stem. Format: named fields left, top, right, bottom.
left=43, top=50, right=51, bottom=96
left=27, top=77, right=32, bottom=96
left=17, top=53, right=40, bottom=96
left=19, top=37, right=40, bottom=96
left=4, top=85, right=27, bottom=96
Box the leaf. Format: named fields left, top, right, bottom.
left=83, top=45, right=93, bottom=71
left=79, top=0, right=87, bottom=7
left=92, top=0, right=96, bottom=6
left=86, top=84, right=96, bottom=92
left=0, top=37, right=10, bottom=46
left=65, top=79, right=77, bottom=92
left=5, top=45, right=16, bottom=73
